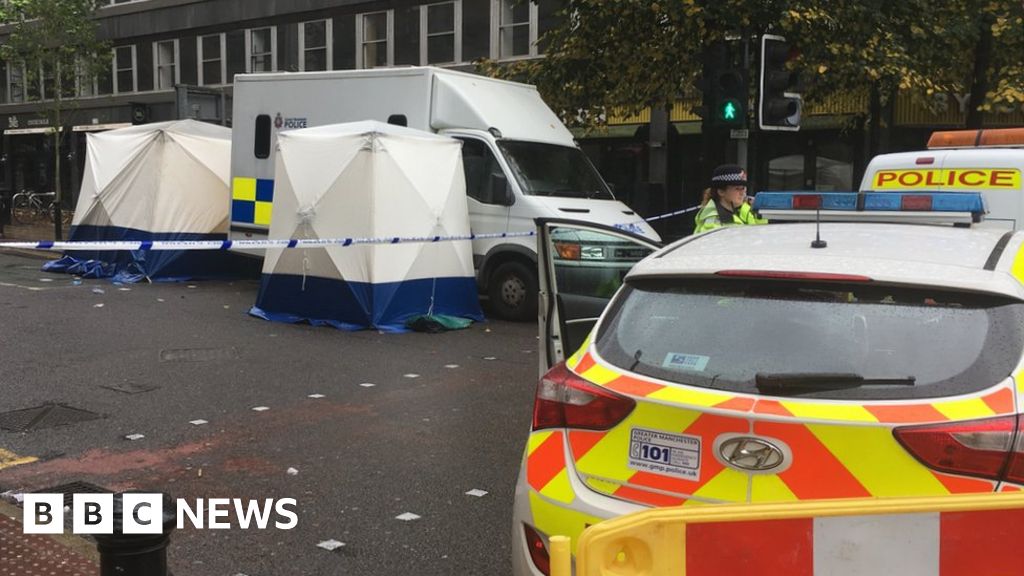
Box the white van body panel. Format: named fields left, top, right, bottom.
left=430, top=71, right=576, bottom=146
left=860, top=148, right=1024, bottom=230
left=230, top=66, right=658, bottom=246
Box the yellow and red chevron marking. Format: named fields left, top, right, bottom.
left=561, top=348, right=1016, bottom=506
left=573, top=348, right=1016, bottom=424
left=526, top=430, right=574, bottom=504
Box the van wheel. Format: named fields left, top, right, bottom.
left=488, top=261, right=538, bottom=322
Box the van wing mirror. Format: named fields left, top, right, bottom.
left=491, top=172, right=514, bottom=206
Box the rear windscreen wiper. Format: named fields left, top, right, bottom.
left=755, top=372, right=916, bottom=395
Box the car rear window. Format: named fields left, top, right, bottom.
left=595, top=278, right=1024, bottom=400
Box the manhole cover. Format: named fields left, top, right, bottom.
left=159, top=347, right=238, bottom=362
left=36, top=481, right=110, bottom=508
left=0, top=404, right=103, bottom=432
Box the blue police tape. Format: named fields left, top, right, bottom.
left=0, top=205, right=699, bottom=252
left=0, top=230, right=538, bottom=251
left=643, top=205, right=700, bottom=222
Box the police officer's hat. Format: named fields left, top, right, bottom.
left=710, top=164, right=748, bottom=188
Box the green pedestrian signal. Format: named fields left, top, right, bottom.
left=713, top=69, right=746, bottom=126
left=723, top=101, right=737, bottom=120
left=717, top=97, right=742, bottom=125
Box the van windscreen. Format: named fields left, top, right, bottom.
left=498, top=140, right=614, bottom=200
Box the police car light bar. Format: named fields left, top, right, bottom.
left=752, top=191, right=987, bottom=226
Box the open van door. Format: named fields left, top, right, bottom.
left=537, top=218, right=660, bottom=376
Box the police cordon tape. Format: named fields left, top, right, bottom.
left=0, top=205, right=702, bottom=252
left=0, top=231, right=538, bottom=252
left=641, top=204, right=701, bottom=222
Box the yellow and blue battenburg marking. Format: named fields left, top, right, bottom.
left=232, top=177, right=275, bottom=226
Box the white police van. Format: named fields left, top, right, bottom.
left=860, top=128, right=1024, bottom=230
left=229, top=67, right=659, bottom=321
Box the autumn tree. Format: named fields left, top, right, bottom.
left=484, top=0, right=1024, bottom=134
left=481, top=0, right=786, bottom=129
left=783, top=0, right=1024, bottom=134
left=0, top=0, right=110, bottom=239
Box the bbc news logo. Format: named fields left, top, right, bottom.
left=23, top=494, right=298, bottom=534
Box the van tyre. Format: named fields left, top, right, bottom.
left=488, top=261, right=538, bottom=322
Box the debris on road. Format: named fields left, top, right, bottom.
left=395, top=512, right=421, bottom=521
left=252, top=406, right=270, bottom=412
left=0, top=490, right=25, bottom=505
left=317, top=539, right=345, bottom=551
left=287, top=467, right=299, bottom=476
left=190, top=419, right=208, bottom=425
left=125, top=433, right=145, bottom=441
left=465, top=489, right=488, bottom=498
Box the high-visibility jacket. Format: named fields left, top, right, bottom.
left=694, top=200, right=765, bottom=234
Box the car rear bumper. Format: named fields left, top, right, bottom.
left=511, top=436, right=646, bottom=576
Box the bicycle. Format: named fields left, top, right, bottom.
left=11, top=190, right=53, bottom=224
left=11, top=190, right=72, bottom=226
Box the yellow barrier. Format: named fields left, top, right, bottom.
left=550, top=491, right=1024, bottom=576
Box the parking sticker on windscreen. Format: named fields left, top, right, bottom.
left=628, top=428, right=701, bottom=480
left=662, top=352, right=709, bottom=371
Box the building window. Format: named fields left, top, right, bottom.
left=422, top=1, right=461, bottom=64
left=198, top=33, right=225, bottom=85
left=357, top=11, right=392, bottom=69
left=300, top=20, right=331, bottom=71
left=247, top=27, right=276, bottom=73
left=7, top=63, right=25, bottom=103
left=76, top=58, right=97, bottom=97
left=154, top=39, right=179, bottom=90
left=492, top=0, right=537, bottom=59
left=114, top=45, right=137, bottom=93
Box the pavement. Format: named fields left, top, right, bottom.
left=0, top=232, right=538, bottom=575
left=0, top=219, right=102, bottom=576
left=0, top=500, right=99, bottom=576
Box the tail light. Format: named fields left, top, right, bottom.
left=524, top=525, right=551, bottom=575
left=894, top=415, right=1018, bottom=482
left=533, top=362, right=636, bottom=431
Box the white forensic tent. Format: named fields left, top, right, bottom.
left=51, top=119, right=236, bottom=280
left=251, top=120, right=482, bottom=331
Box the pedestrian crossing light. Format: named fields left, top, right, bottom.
left=714, top=69, right=746, bottom=127
left=722, top=100, right=739, bottom=121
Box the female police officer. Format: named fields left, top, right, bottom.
left=693, top=164, right=765, bottom=234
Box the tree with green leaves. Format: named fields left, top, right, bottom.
left=481, top=0, right=1023, bottom=134
left=783, top=0, right=1024, bottom=131
left=0, top=0, right=110, bottom=239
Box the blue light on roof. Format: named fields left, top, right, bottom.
left=752, top=192, right=859, bottom=211
left=862, top=192, right=987, bottom=213
left=752, top=191, right=987, bottom=215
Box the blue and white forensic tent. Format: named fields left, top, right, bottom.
left=250, top=121, right=483, bottom=331
left=45, top=119, right=239, bottom=281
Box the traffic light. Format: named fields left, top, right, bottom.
left=713, top=68, right=747, bottom=127
left=759, top=34, right=801, bottom=131
left=692, top=42, right=747, bottom=128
